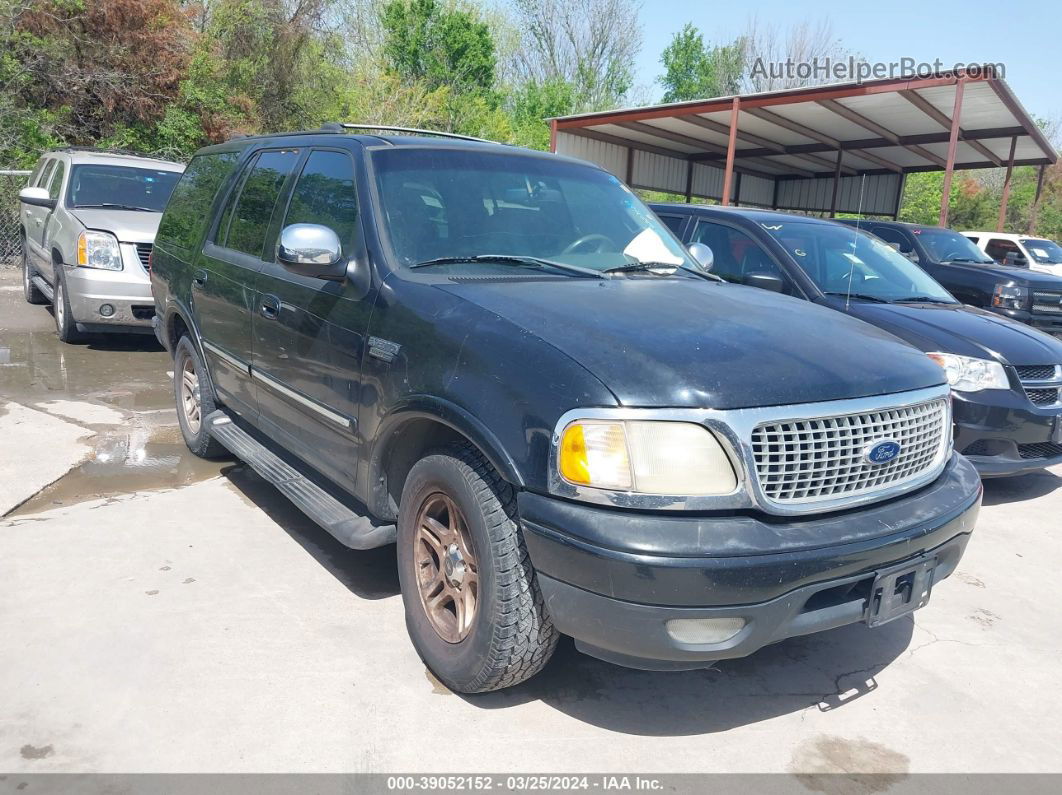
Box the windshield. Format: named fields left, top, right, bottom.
left=914, top=228, right=994, bottom=264
left=762, top=221, right=956, bottom=303
left=371, top=148, right=694, bottom=274
left=67, top=164, right=183, bottom=212
left=1021, top=238, right=1062, bottom=264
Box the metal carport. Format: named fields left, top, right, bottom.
left=549, top=69, right=1057, bottom=231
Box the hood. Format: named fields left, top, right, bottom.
left=1031, top=263, right=1062, bottom=278
left=938, top=260, right=1062, bottom=289
left=70, top=209, right=161, bottom=243
left=829, top=298, right=1062, bottom=366
left=439, top=278, right=945, bottom=409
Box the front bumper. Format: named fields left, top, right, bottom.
left=954, top=388, right=1062, bottom=477
left=520, top=454, right=981, bottom=670
left=65, top=259, right=155, bottom=332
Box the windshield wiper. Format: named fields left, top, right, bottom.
left=75, top=203, right=155, bottom=212
left=891, top=296, right=955, bottom=304
left=410, top=255, right=606, bottom=279
left=602, top=262, right=723, bottom=282
left=822, top=291, right=889, bottom=303
left=943, top=257, right=992, bottom=265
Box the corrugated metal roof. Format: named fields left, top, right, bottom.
left=551, top=71, right=1055, bottom=216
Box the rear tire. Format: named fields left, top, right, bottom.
left=397, top=443, right=558, bottom=693
left=53, top=271, right=84, bottom=343
left=173, top=335, right=227, bottom=459
left=22, top=244, right=47, bottom=305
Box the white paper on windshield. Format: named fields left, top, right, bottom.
left=624, top=228, right=683, bottom=265
left=1031, top=247, right=1049, bottom=259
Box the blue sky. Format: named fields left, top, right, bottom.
left=631, top=0, right=1056, bottom=121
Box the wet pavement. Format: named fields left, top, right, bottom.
left=0, top=269, right=226, bottom=514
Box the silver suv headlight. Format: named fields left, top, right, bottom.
left=77, top=230, right=123, bottom=271
left=557, top=419, right=737, bottom=495
left=927, top=352, right=1009, bottom=392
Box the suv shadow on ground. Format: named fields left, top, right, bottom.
left=41, top=306, right=164, bottom=353
left=223, top=463, right=915, bottom=736
left=462, top=619, right=914, bottom=736
left=981, top=469, right=1062, bottom=506
left=222, top=465, right=399, bottom=600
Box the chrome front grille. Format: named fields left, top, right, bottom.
left=1015, top=364, right=1062, bottom=407
left=751, top=398, right=949, bottom=504
left=1032, top=291, right=1062, bottom=314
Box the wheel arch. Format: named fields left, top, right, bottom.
left=368, top=399, right=525, bottom=521
left=162, top=302, right=220, bottom=404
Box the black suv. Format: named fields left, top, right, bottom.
left=653, top=205, right=1062, bottom=477
left=836, top=219, right=1062, bottom=340
left=151, top=127, right=981, bottom=692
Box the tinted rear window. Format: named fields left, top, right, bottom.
left=157, top=151, right=240, bottom=252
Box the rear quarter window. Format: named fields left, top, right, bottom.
left=156, top=151, right=240, bottom=252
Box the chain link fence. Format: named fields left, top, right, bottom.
left=1, top=170, right=31, bottom=268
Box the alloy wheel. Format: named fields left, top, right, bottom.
left=180, top=355, right=202, bottom=435
left=54, top=281, right=64, bottom=330
left=414, top=493, right=479, bottom=643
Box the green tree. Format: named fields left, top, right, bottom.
left=381, top=0, right=496, bottom=96
left=506, top=77, right=577, bottom=149
left=658, top=23, right=744, bottom=102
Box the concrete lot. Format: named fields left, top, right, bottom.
left=2, top=267, right=1061, bottom=775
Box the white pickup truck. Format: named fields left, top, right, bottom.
left=963, top=231, right=1062, bottom=276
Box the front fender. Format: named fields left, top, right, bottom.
left=369, top=396, right=525, bottom=494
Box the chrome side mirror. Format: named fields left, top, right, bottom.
left=688, top=242, right=714, bottom=271
left=19, top=186, right=56, bottom=210
left=277, top=223, right=346, bottom=280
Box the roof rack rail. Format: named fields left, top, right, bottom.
left=327, top=123, right=497, bottom=144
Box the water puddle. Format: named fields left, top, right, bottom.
left=2, top=273, right=228, bottom=514
left=10, top=423, right=227, bottom=515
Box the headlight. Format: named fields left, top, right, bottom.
left=926, top=352, right=1009, bottom=392
left=991, top=283, right=1027, bottom=310
left=77, top=230, right=123, bottom=271
left=558, top=420, right=737, bottom=495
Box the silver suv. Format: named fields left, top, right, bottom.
left=19, top=148, right=184, bottom=342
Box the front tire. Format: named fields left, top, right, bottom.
left=397, top=443, right=558, bottom=693
left=22, top=244, right=47, bottom=304
left=173, top=335, right=226, bottom=459
left=53, top=271, right=83, bottom=343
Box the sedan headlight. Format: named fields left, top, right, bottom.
left=991, top=283, right=1027, bottom=310
left=926, top=352, right=1009, bottom=392
left=558, top=420, right=737, bottom=495
left=76, top=230, right=123, bottom=271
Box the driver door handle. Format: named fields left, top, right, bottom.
left=259, top=294, right=280, bottom=320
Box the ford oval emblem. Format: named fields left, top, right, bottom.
left=865, top=439, right=902, bottom=464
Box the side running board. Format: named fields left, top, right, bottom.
left=205, top=410, right=396, bottom=550
left=32, top=275, right=55, bottom=302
